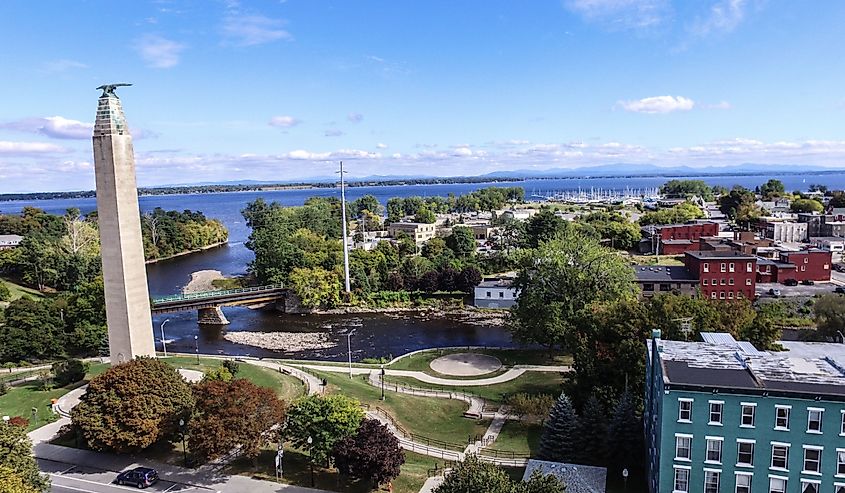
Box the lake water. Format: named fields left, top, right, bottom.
left=2, top=173, right=842, bottom=359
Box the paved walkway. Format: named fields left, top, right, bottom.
left=418, top=474, right=446, bottom=493
left=296, top=363, right=570, bottom=387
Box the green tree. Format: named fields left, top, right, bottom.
left=524, top=208, right=567, bottom=248
left=759, top=179, right=786, bottom=199
left=352, top=195, right=381, bottom=216
left=719, top=186, right=761, bottom=226
left=188, top=379, right=286, bottom=462
left=638, top=202, right=705, bottom=226
left=741, top=304, right=783, bottom=350
left=433, top=455, right=513, bottom=493
left=0, top=466, right=40, bottom=493
left=71, top=358, right=195, bottom=453
left=288, top=267, right=342, bottom=309
left=0, top=422, right=49, bottom=492
left=414, top=206, right=436, bottom=224
left=51, top=359, right=87, bottom=387
left=660, top=179, right=714, bottom=200
left=829, top=191, right=845, bottom=208
left=574, top=394, right=607, bottom=466
left=510, top=231, right=635, bottom=350
left=813, top=294, right=845, bottom=341
left=0, top=298, right=64, bottom=363
left=538, top=392, right=577, bottom=462
left=606, top=389, right=642, bottom=479
left=445, top=226, right=476, bottom=257
left=790, top=198, right=824, bottom=213
left=456, top=266, right=482, bottom=293
left=283, top=394, right=364, bottom=464
left=0, top=282, right=10, bottom=302
left=332, top=419, right=404, bottom=488
left=202, top=366, right=233, bottom=382
left=517, top=471, right=566, bottom=493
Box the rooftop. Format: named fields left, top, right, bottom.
left=649, top=337, right=845, bottom=399
left=477, top=278, right=514, bottom=288
left=685, top=250, right=756, bottom=260
left=522, top=460, right=607, bottom=493
left=633, top=265, right=697, bottom=282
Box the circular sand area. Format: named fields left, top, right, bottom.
left=429, top=353, right=503, bottom=376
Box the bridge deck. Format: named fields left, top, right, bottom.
left=151, top=284, right=286, bottom=312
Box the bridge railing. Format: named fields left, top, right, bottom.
left=151, top=283, right=285, bottom=305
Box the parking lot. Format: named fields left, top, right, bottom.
left=757, top=282, right=843, bottom=298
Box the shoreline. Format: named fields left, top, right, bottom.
left=144, top=240, right=228, bottom=265
left=182, top=269, right=226, bottom=294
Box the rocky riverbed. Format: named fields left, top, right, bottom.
left=223, top=331, right=337, bottom=351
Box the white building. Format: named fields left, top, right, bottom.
left=0, top=234, right=22, bottom=250
left=387, top=222, right=436, bottom=244
left=473, top=278, right=518, bottom=308
left=764, top=221, right=808, bottom=242
left=811, top=236, right=845, bottom=253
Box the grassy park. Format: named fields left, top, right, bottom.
left=0, top=277, right=43, bottom=302
left=384, top=371, right=566, bottom=405
left=387, top=348, right=571, bottom=374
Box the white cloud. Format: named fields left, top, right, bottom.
left=268, top=116, right=301, bottom=128
left=0, top=116, right=92, bottom=139
left=222, top=14, right=291, bottom=46
left=376, top=143, right=388, bottom=149
left=0, top=141, right=70, bottom=155
left=618, top=95, right=695, bottom=114
left=691, top=0, right=748, bottom=36
left=325, top=129, right=344, bottom=137
left=347, top=112, right=364, bottom=123
left=135, top=35, right=185, bottom=68
left=565, top=0, right=669, bottom=30
left=42, top=59, right=88, bottom=73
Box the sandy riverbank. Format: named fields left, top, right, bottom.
left=182, top=270, right=225, bottom=294
left=223, top=331, right=337, bottom=351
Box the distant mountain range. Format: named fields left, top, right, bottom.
left=164, top=163, right=845, bottom=188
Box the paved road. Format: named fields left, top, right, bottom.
left=757, top=282, right=841, bottom=298
left=41, top=459, right=213, bottom=493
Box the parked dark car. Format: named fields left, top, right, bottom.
left=769, top=288, right=781, bottom=297
left=802, top=279, right=815, bottom=285
left=835, top=286, right=845, bottom=294
left=834, top=264, right=845, bottom=272
left=115, top=467, right=158, bottom=488
left=783, top=279, right=799, bottom=286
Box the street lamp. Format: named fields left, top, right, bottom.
left=178, top=418, right=188, bottom=466
left=345, top=329, right=356, bottom=379
left=307, top=435, right=315, bottom=487
left=622, top=468, right=629, bottom=492
left=194, top=335, right=199, bottom=364
left=380, top=366, right=386, bottom=401
left=159, top=319, right=170, bottom=357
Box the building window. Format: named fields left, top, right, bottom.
left=720, top=291, right=726, bottom=299
left=720, top=278, right=727, bottom=285
left=721, top=263, right=727, bottom=272
left=769, top=477, right=787, bottom=493
left=729, top=278, right=735, bottom=285
left=740, top=403, right=756, bottom=427
left=747, top=262, right=753, bottom=272
left=801, top=265, right=806, bottom=272
left=837, top=448, right=845, bottom=475
left=841, top=411, right=845, bottom=435
left=728, top=292, right=734, bottom=299
left=674, top=467, right=690, bottom=493
left=703, top=279, right=709, bottom=286
left=704, top=263, right=710, bottom=273
left=771, top=443, right=789, bottom=470
left=803, top=446, right=822, bottom=474
left=735, top=473, right=751, bottom=493
left=709, top=402, right=724, bottom=425
left=729, top=262, right=735, bottom=272
left=711, top=291, right=717, bottom=299
left=837, top=484, right=845, bottom=493
left=660, top=283, right=671, bottom=292
left=807, top=408, right=823, bottom=433
left=801, top=481, right=819, bottom=493
left=678, top=399, right=693, bottom=422
left=746, top=279, right=752, bottom=286
left=737, top=441, right=754, bottom=466
left=498, top=291, right=504, bottom=298
left=675, top=435, right=692, bottom=460
left=706, top=438, right=723, bottom=463
left=704, top=470, right=720, bottom=493
left=486, top=291, right=491, bottom=298
left=775, top=406, right=790, bottom=430
left=643, top=283, right=654, bottom=291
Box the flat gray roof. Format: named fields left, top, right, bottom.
left=633, top=265, right=697, bottom=282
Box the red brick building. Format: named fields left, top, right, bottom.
left=779, top=250, right=833, bottom=282
left=683, top=250, right=757, bottom=300
left=640, top=222, right=720, bottom=255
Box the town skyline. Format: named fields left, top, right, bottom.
left=1, top=1, right=845, bottom=192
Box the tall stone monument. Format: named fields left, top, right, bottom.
left=92, top=84, right=155, bottom=364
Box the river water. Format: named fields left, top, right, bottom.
left=2, top=173, right=843, bottom=359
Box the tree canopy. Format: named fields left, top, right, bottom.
left=283, top=394, right=364, bottom=464
left=659, top=179, right=714, bottom=200
left=332, top=419, right=404, bottom=487
left=758, top=179, right=786, bottom=200
left=0, top=422, right=48, bottom=492
left=434, top=455, right=564, bottom=493
left=790, top=198, right=824, bottom=213
left=638, top=202, right=705, bottom=226
left=719, top=186, right=762, bottom=226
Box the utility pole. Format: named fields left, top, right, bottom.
left=338, top=161, right=351, bottom=295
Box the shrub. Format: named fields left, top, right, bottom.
left=222, top=359, right=240, bottom=377
left=52, top=359, right=88, bottom=387
left=0, top=282, right=10, bottom=302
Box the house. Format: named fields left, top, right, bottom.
left=522, top=460, right=607, bottom=493
left=645, top=332, right=845, bottom=493
left=762, top=221, right=808, bottom=242
left=683, top=250, right=756, bottom=300
left=0, top=234, right=22, bottom=250
left=811, top=237, right=845, bottom=253
left=386, top=222, right=436, bottom=244
left=778, top=249, right=832, bottom=282
left=633, top=265, right=699, bottom=298
left=500, top=209, right=536, bottom=222
left=473, top=278, right=518, bottom=308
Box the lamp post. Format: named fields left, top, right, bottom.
left=307, top=435, right=315, bottom=487
left=345, top=329, right=356, bottom=379
left=178, top=418, right=188, bottom=466
left=622, top=468, right=629, bottom=492
left=194, top=335, right=199, bottom=364
left=380, top=366, right=386, bottom=401
left=159, top=319, right=170, bottom=357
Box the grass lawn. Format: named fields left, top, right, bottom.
left=388, top=348, right=571, bottom=376
left=483, top=420, right=542, bottom=457
left=384, top=371, right=565, bottom=405
left=0, top=277, right=44, bottom=301
left=310, top=369, right=489, bottom=450
left=162, top=356, right=305, bottom=403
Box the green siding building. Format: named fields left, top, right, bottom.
left=645, top=333, right=845, bottom=493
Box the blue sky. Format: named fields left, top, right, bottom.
left=0, top=0, right=844, bottom=192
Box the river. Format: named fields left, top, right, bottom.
left=2, top=173, right=843, bottom=359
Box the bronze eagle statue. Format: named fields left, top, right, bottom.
left=96, top=83, right=132, bottom=98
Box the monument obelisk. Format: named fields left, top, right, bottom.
left=92, top=84, right=155, bottom=364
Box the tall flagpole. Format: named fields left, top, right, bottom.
left=338, top=161, right=351, bottom=294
